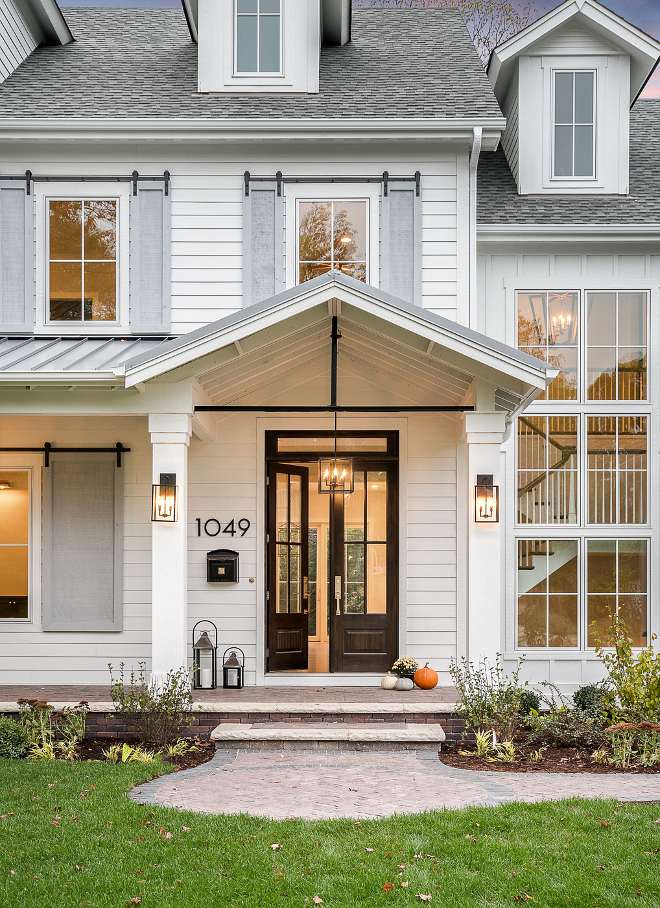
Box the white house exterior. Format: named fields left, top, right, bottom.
left=0, top=0, right=657, bottom=690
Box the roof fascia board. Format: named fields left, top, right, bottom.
left=123, top=275, right=549, bottom=390
left=180, top=0, right=198, bottom=42
left=0, top=118, right=505, bottom=148
left=15, top=0, right=73, bottom=45
left=479, top=224, right=660, bottom=242
left=0, top=371, right=122, bottom=383
left=489, top=0, right=660, bottom=104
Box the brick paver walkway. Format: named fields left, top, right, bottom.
left=130, top=750, right=660, bottom=820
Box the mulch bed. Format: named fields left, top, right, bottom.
left=440, top=742, right=660, bottom=774
left=75, top=736, right=216, bottom=771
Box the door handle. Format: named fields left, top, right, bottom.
left=334, top=575, right=342, bottom=616
left=303, top=576, right=309, bottom=600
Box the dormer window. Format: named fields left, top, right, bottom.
left=236, top=0, right=281, bottom=74
left=553, top=71, right=595, bottom=179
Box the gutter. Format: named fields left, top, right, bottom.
left=468, top=126, right=482, bottom=327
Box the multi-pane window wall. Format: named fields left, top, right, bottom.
left=516, top=289, right=649, bottom=650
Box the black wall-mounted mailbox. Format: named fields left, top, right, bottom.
left=207, top=549, right=239, bottom=583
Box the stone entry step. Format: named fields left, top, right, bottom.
left=210, top=722, right=446, bottom=751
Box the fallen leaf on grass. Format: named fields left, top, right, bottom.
left=383, top=882, right=394, bottom=891
left=416, top=895, right=431, bottom=902
left=401, top=882, right=409, bottom=888
left=182, top=827, right=190, bottom=831
left=75, top=866, right=82, bottom=872
left=313, top=896, right=323, bottom=904
left=654, top=819, right=660, bottom=824
left=51, top=821, right=59, bottom=827
left=599, top=820, right=611, bottom=827
left=271, top=844, right=283, bottom=851
left=365, top=848, right=375, bottom=852
left=511, top=871, right=518, bottom=877
left=513, top=895, right=534, bottom=901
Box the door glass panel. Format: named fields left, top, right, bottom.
left=276, top=544, right=288, bottom=614
left=276, top=473, right=287, bottom=542
left=289, top=546, right=301, bottom=614
left=289, top=475, right=301, bottom=542
left=367, top=544, right=387, bottom=614
left=367, top=471, right=387, bottom=540
left=344, top=471, right=364, bottom=541
left=308, top=528, right=317, bottom=636
left=0, top=472, right=29, bottom=620
left=345, top=543, right=364, bottom=613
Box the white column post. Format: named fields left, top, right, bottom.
left=149, top=413, right=192, bottom=687
left=461, top=409, right=506, bottom=668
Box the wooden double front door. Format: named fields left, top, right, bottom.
left=266, top=446, right=398, bottom=673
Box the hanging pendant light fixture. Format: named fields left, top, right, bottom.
left=318, top=411, right=354, bottom=494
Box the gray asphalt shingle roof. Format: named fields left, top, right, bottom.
left=478, top=100, right=660, bottom=225
left=0, top=7, right=502, bottom=119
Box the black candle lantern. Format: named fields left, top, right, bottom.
left=222, top=647, right=244, bottom=689
left=192, top=621, right=218, bottom=690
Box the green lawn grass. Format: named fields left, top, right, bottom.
left=1, top=758, right=660, bottom=907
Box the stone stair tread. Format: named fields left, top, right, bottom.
left=210, top=722, right=446, bottom=742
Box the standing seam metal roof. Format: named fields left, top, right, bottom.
left=0, top=7, right=502, bottom=119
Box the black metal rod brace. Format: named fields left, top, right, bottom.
left=0, top=442, right=129, bottom=467
left=330, top=314, right=339, bottom=409
left=8, top=171, right=171, bottom=197
left=195, top=406, right=474, bottom=413
left=243, top=170, right=421, bottom=196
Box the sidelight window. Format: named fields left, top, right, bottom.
left=0, top=471, right=29, bottom=620
left=343, top=471, right=387, bottom=615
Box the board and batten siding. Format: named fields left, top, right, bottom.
left=0, top=148, right=462, bottom=335
left=0, top=0, right=37, bottom=84
left=478, top=246, right=660, bottom=689
left=0, top=415, right=152, bottom=685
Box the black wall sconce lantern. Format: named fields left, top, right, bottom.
left=475, top=474, right=499, bottom=523
left=222, top=647, right=244, bottom=689
left=152, top=473, right=178, bottom=522
left=192, top=621, right=218, bottom=690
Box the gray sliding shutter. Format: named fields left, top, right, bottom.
left=130, top=180, right=171, bottom=334
left=243, top=180, right=284, bottom=307
left=42, top=454, right=123, bottom=631
left=380, top=180, right=422, bottom=306
left=0, top=181, right=34, bottom=332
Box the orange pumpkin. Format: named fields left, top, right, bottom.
left=414, top=662, right=438, bottom=690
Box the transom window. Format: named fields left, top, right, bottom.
left=236, top=0, right=281, bottom=74
left=298, top=200, right=368, bottom=284
left=48, top=200, right=117, bottom=323
left=553, top=70, right=595, bottom=178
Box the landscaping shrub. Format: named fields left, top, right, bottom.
left=523, top=683, right=607, bottom=749
left=593, top=615, right=660, bottom=722
left=17, top=698, right=89, bottom=760
left=0, top=715, right=28, bottom=758
left=449, top=654, right=526, bottom=740
left=573, top=683, right=609, bottom=713
left=518, top=688, right=540, bottom=715
left=108, top=662, right=194, bottom=746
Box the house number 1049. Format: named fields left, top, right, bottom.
left=196, top=518, right=251, bottom=537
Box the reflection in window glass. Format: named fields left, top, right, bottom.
left=587, top=416, right=646, bottom=524
left=277, top=437, right=388, bottom=453
left=49, top=200, right=117, bottom=322
left=236, top=0, right=280, bottom=73
left=587, top=539, right=647, bottom=646
left=298, top=200, right=367, bottom=284
left=517, top=539, right=578, bottom=647
left=517, top=291, right=578, bottom=399
left=0, top=472, right=29, bottom=619
left=587, top=292, right=647, bottom=400
left=343, top=470, right=387, bottom=615
left=554, top=71, right=594, bottom=178
left=517, top=416, right=578, bottom=525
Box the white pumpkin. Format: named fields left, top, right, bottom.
left=381, top=672, right=397, bottom=690
left=395, top=677, right=414, bottom=691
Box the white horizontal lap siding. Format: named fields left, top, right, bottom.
left=187, top=415, right=259, bottom=685
left=501, top=78, right=519, bottom=186
left=0, top=415, right=152, bottom=685
left=0, top=0, right=37, bottom=83
left=421, top=171, right=458, bottom=320
left=404, top=415, right=458, bottom=684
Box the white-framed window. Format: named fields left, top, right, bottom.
left=516, top=537, right=648, bottom=650
left=235, top=0, right=282, bottom=75
left=296, top=198, right=369, bottom=286
left=553, top=70, right=596, bottom=179
left=0, top=458, right=39, bottom=624
left=36, top=183, right=129, bottom=333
